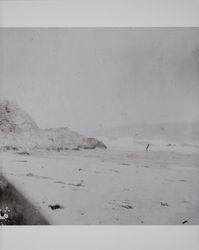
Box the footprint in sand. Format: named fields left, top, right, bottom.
left=109, top=200, right=134, bottom=210
left=54, top=181, right=66, bottom=184
left=120, top=163, right=130, bottom=166
left=26, top=173, right=51, bottom=180
left=68, top=180, right=85, bottom=187
left=110, top=169, right=119, bottom=173
left=179, top=179, right=188, bottom=183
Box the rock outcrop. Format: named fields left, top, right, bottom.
left=0, top=100, right=106, bottom=151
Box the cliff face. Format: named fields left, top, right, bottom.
left=0, top=100, right=39, bottom=134
left=0, top=100, right=106, bottom=151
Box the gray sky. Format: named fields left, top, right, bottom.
left=0, top=28, right=199, bottom=132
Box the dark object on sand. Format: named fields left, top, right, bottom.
left=1, top=146, right=19, bottom=151
left=146, top=143, right=150, bottom=151
left=72, top=147, right=80, bottom=151
left=160, top=202, right=169, bottom=207
left=182, top=220, right=188, bottom=224
left=120, top=204, right=133, bottom=209
left=48, top=204, right=63, bottom=210
left=17, top=151, right=30, bottom=156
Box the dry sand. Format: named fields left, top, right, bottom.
left=1, top=139, right=199, bottom=225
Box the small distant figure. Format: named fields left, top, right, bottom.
left=146, top=143, right=150, bottom=151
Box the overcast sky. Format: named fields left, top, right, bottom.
left=0, top=28, right=199, bottom=132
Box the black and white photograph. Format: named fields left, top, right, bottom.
left=0, top=27, right=199, bottom=225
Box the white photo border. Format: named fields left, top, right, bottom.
left=0, top=1, right=199, bottom=249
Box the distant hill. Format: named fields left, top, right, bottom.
left=0, top=100, right=106, bottom=151
left=90, top=122, right=199, bottom=145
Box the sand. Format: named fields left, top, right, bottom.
left=1, top=139, right=199, bottom=225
